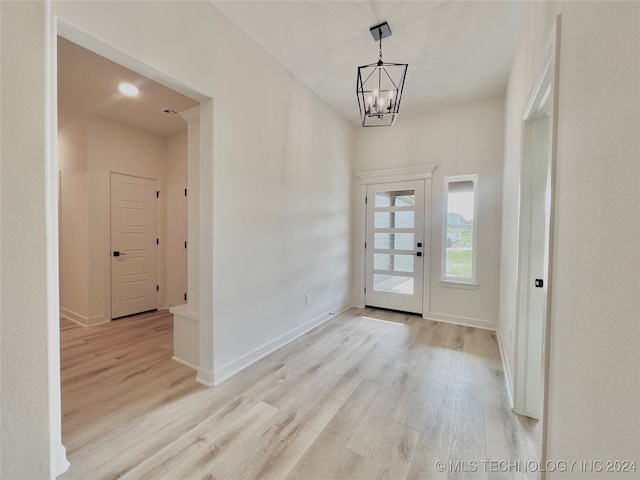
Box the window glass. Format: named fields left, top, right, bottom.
left=443, top=176, right=477, bottom=282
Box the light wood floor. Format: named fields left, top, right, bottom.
left=60, top=307, right=539, bottom=480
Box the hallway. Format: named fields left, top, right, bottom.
left=60, top=307, right=539, bottom=479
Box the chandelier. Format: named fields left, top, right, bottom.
left=356, top=21, right=408, bottom=127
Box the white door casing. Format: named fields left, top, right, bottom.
left=365, top=180, right=425, bottom=314
left=356, top=165, right=437, bottom=316
left=111, top=173, right=159, bottom=319
left=514, top=17, right=560, bottom=420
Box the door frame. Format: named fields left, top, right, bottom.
left=355, top=164, right=437, bottom=316
left=514, top=12, right=560, bottom=443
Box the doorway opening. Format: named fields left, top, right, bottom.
left=57, top=36, right=196, bottom=324
left=54, top=22, right=213, bottom=473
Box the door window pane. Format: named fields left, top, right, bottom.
left=374, top=211, right=415, bottom=229
left=374, top=233, right=414, bottom=250
left=373, top=274, right=414, bottom=294
left=375, top=190, right=415, bottom=207
left=374, top=254, right=414, bottom=272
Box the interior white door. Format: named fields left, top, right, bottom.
left=365, top=180, right=425, bottom=313
left=111, top=173, right=159, bottom=319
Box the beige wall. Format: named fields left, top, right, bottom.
left=355, top=97, right=505, bottom=328
left=58, top=116, right=187, bottom=323
left=500, top=1, right=640, bottom=475
left=58, top=119, right=90, bottom=320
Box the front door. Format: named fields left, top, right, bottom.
left=111, top=173, right=159, bottom=319
left=365, top=180, right=425, bottom=313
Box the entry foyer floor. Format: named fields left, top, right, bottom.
left=60, top=307, right=539, bottom=479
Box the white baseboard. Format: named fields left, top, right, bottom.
left=60, top=307, right=108, bottom=327
left=171, top=355, right=198, bottom=371
left=55, top=442, right=70, bottom=477
left=213, top=302, right=352, bottom=386
left=423, top=311, right=497, bottom=331
left=332, top=302, right=354, bottom=315
left=496, top=328, right=515, bottom=409
left=196, top=368, right=215, bottom=387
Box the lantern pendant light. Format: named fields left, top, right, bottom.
left=356, top=21, right=408, bottom=127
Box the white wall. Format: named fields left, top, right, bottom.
left=211, top=63, right=354, bottom=381
left=500, top=2, right=640, bottom=476
left=355, top=98, right=504, bottom=328
left=0, top=1, right=64, bottom=478
left=164, top=131, right=188, bottom=308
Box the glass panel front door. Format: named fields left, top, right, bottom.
left=365, top=180, right=425, bottom=313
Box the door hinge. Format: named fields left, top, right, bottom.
left=156, top=191, right=160, bottom=198
left=184, top=241, right=187, bottom=249
left=364, top=286, right=367, bottom=294
left=184, top=188, right=187, bottom=197
left=156, top=238, right=159, bottom=245
left=365, top=242, right=367, bottom=249
left=184, top=293, right=187, bottom=301
left=156, top=285, right=159, bottom=292
left=365, top=196, right=368, bottom=204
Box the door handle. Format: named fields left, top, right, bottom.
left=113, top=251, right=127, bottom=257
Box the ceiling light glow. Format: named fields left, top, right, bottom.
left=118, top=82, right=139, bottom=97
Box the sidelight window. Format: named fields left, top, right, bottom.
left=442, top=175, right=478, bottom=284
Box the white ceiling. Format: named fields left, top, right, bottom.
left=58, top=2, right=523, bottom=132
left=57, top=37, right=199, bottom=137
left=213, top=1, right=523, bottom=125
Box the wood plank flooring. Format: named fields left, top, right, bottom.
left=60, top=308, right=539, bottom=480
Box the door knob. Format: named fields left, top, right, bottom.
left=113, top=251, right=127, bottom=257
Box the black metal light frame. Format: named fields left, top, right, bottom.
left=356, top=22, right=408, bottom=127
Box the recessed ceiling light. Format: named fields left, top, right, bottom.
left=118, top=82, right=139, bottom=97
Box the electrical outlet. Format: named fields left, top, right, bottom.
left=306, top=294, right=311, bottom=305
